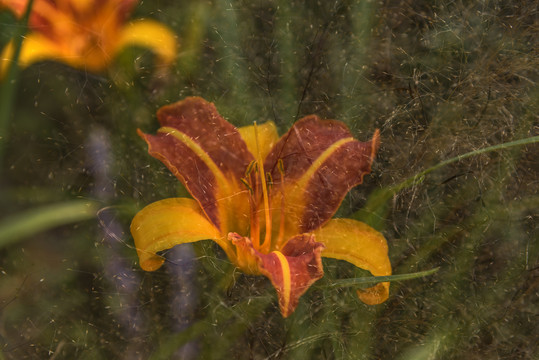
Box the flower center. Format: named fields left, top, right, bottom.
left=240, top=124, right=287, bottom=254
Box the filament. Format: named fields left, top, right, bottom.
left=276, top=159, right=286, bottom=249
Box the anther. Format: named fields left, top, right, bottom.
left=240, top=177, right=254, bottom=194
left=277, top=159, right=284, bottom=174
left=245, top=160, right=256, bottom=177
left=266, top=172, right=273, bottom=189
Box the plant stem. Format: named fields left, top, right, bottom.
left=0, top=0, right=34, bottom=170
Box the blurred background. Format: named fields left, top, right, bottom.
left=0, top=0, right=537, bottom=359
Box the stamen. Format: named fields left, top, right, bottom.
left=240, top=177, right=253, bottom=194
left=250, top=197, right=260, bottom=248
left=266, top=172, right=273, bottom=189
left=254, top=122, right=272, bottom=253
left=241, top=161, right=259, bottom=247
left=251, top=167, right=260, bottom=247
left=277, top=158, right=284, bottom=174
left=245, top=160, right=256, bottom=177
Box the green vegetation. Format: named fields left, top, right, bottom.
left=0, top=1, right=537, bottom=358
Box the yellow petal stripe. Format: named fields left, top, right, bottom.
left=295, top=137, right=355, bottom=189
left=158, top=127, right=230, bottom=189
left=118, top=19, right=178, bottom=66
left=271, top=250, right=291, bottom=314
left=314, top=218, right=392, bottom=304
left=156, top=126, right=236, bottom=233
left=130, top=198, right=222, bottom=271
left=277, top=137, right=356, bottom=240
left=238, top=121, right=279, bottom=159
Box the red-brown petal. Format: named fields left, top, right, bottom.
left=265, top=115, right=379, bottom=233
left=231, top=233, right=325, bottom=317
left=156, top=97, right=254, bottom=181
left=138, top=129, right=223, bottom=229
left=138, top=97, right=254, bottom=231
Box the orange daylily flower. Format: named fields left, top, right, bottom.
left=0, top=0, right=176, bottom=73
left=131, top=97, right=392, bottom=317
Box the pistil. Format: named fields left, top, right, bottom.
left=254, top=123, right=273, bottom=253
left=242, top=161, right=260, bottom=248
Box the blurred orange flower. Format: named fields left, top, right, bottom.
left=131, top=97, right=392, bottom=317
left=0, top=0, right=177, bottom=73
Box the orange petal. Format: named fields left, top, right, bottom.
left=314, top=218, right=391, bottom=304
left=265, top=116, right=380, bottom=234
left=118, top=19, right=178, bottom=66
left=138, top=97, right=254, bottom=233
left=130, top=198, right=223, bottom=272
left=0, top=34, right=63, bottom=73
left=231, top=233, right=325, bottom=317
left=0, top=0, right=27, bottom=18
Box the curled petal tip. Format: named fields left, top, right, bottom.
left=357, top=282, right=390, bottom=305
left=130, top=198, right=222, bottom=272
left=139, top=256, right=166, bottom=272
left=314, top=218, right=392, bottom=306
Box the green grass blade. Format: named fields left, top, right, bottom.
left=390, top=135, right=539, bottom=194
left=0, top=200, right=100, bottom=248
left=326, top=268, right=439, bottom=288
left=355, top=135, right=539, bottom=227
